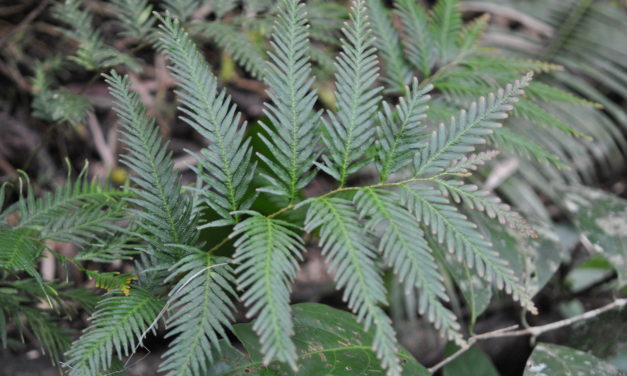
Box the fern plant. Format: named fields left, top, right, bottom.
left=53, top=1, right=542, bottom=375
left=3, top=0, right=624, bottom=375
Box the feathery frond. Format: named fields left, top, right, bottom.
left=157, top=14, right=256, bottom=227
left=305, top=197, right=401, bottom=376
left=163, top=0, right=201, bottom=20
left=64, top=288, right=163, bottom=376
left=430, top=0, right=463, bottom=63
left=160, top=253, right=237, bottom=376
left=353, top=188, right=463, bottom=344
left=105, top=71, right=196, bottom=261
left=432, top=179, right=537, bottom=237
left=111, top=0, right=155, bottom=40
left=376, top=78, right=432, bottom=182
left=414, top=73, right=532, bottom=176
left=399, top=184, right=536, bottom=313
left=195, top=23, right=266, bottom=79
left=52, top=0, right=135, bottom=70
left=366, top=0, right=412, bottom=92
left=0, top=228, right=43, bottom=280
left=257, top=0, right=322, bottom=202
left=319, top=0, right=382, bottom=187
left=395, top=0, right=434, bottom=76
left=15, top=170, right=124, bottom=231
left=231, top=213, right=304, bottom=369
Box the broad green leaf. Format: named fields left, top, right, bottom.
left=443, top=344, right=499, bottom=376
left=524, top=343, right=624, bottom=376
left=557, top=186, right=627, bottom=287
left=211, top=303, right=430, bottom=375
left=477, top=215, right=564, bottom=297
left=564, top=306, right=627, bottom=371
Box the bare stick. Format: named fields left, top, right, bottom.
left=87, top=113, right=115, bottom=170
left=428, top=298, right=627, bottom=373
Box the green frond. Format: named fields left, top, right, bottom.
left=514, top=99, right=590, bottom=139
left=414, top=73, right=532, bottom=176
left=52, top=0, right=136, bottom=70
left=15, top=171, right=125, bottom=231
left=231, top=213, right=304, bottom=369
left=39, top=202, right=124, bottom=245
left=0, top=227, right=43, bottom=280
left=305, top=197, right=401, bottom=376
left=446, top=150, right=501, bottom=175
left=319, top=0, right=382, bottom=187
left=213, top=0, right=239, bottom=18
left=376, top=79, right=432, bottom=182
left=395, top=0, right=434, bottom=76
left=464, top=55, right=562, bottom=75
left=160, top=253, right=236, bottom=376
left=457, top=14, right=491, bottom=56
left=544, top=0, right=594, bottom=59
left=366, top=0, right=412, bottom=92
left=399, top=184, right=537, bottom=314
left=526, top=82, right=600, bottom=108
left=74, top=229, right=139, bottom=263
left=105, top=71, right=196, bottom=261
left=257, top=0, right=322, bottom=202
left=32, top=89, right=92, bottom=125
left=490, top=127, right=568, bottom=169
left=21, top=306, right=71, bottom=364
left=353, top=188, right=463, bottom=344
left=194, top=23, right=266, bottom=79
left=111, top=0, right=155, bottom=40
left=64, top=288, right=164, bottom=376
left=163, top=0, right=201, bottom=20
left=433, top=179, right=537, bottom=238
left=157, top=14, right=256, bottom=227
left=430, top=0, right=462, bottom=63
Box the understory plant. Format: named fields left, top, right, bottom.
left=1, top=0, right=626, bottom=375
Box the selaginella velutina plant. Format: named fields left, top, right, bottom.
left=55, top=1, right=540, bottom=375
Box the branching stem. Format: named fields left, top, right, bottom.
left=428, top=298, right=627, bottom=373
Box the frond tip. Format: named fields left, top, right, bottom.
left=319, top=0, right=382, bottom=187
left=157, top=13, right=256, bottom=227
left=414, top=72, right=533, bottom=177
left=257, top=0, right=321, bottom=202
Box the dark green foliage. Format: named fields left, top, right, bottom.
left=64, top=288, right=163, bottom=375
left=158, top=14, right=257, bottom=228
left=2, top=0, right=625, bottom=375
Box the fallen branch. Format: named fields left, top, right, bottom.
left=428, top=298, right=627, bottom=373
